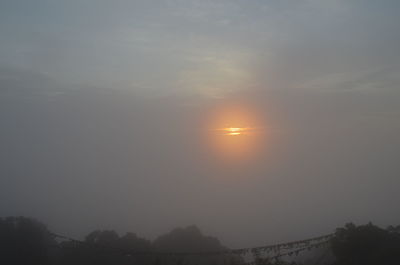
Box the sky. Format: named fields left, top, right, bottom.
left=1, top=0, right=400, bottom=248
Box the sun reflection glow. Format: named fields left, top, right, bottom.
left=220, top=127, right=249, bottom=136
left=202, top=103, right=266, bottom=164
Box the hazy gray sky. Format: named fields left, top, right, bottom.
left=1, top=0, right=400, bottom=248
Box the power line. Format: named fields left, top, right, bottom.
left=50, top=232, right=333, bottom=257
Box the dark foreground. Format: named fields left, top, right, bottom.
left=1, top=216, right=399, bottom=265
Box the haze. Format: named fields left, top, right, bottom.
left=1, top=0, right=400, bottom=249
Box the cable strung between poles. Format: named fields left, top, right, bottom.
left=50, top=232, right=333, bottom=257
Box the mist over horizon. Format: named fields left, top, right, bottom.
left=1, top=0, right=400, bottom=255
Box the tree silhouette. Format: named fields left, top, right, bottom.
left=0, top=216, right=55, bottom=265
left=4, top=216, right=400, bottom=265
left=331, top=222, right=400, bottom=265
left=153, top=225, right=243, bottom=265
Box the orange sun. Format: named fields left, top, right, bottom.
left=202, top=103, right=266, bottom=163
left=224, top=127, right=244, bottom=136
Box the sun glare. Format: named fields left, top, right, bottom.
left=222, top=127, right=248, bottom=136
left=202, top=103, right=267, bottom=164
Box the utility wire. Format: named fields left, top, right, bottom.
left=50, top=232, right=333, bottom=257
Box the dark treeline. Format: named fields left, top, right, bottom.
left=0, top=217, right=241, bottom=265
left=1, top=216, right=400, bottom=265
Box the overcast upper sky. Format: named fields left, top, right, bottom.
left=1, top=0, right=400, bottom=248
